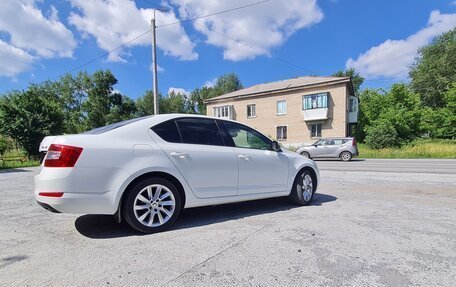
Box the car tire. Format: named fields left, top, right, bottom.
left=300, top=151, right=311, bottom=159
left=122, top=177, right=182, bottom=234
left=340, top=151, right=352, bottom=162
left=289, top=168, right=316, bottom=206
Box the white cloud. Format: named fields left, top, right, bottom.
left=168, top=87, right=190, bottom=96
left=0, top=1, right=76, bottom=58
left=171, top=0, right=323, bottom=61
left=69, top=0, right=198, bottom=62
left=0, top=40, right=35, bottom=77
left=346, top=11, right=456, bottom=79
left=204, top=78, right=217, bottom=88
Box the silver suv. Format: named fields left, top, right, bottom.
left=296, top=137, right=359, bottom=161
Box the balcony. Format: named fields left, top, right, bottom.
left=303, top=108, right=329, bottom=121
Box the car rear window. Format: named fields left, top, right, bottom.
left=83, top=116, right=151, bottom=135
left=175, top=118, right=223, bottom=146
left=334, top=139, right=348, bottom=145
left=152, top=120, right=181, bottom=143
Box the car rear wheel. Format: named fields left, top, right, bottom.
left=300, top=151, right=311, bottom=159
left=122, top=177, right=181, bottom=234
left=340, top=151, right=352, bottom=162
left=289, top=169, right=316, bottom=205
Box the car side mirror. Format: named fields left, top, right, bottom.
left=271, top=141, right=281, bottom=152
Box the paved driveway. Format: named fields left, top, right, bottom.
left=0, top=159, right=455, bottom=286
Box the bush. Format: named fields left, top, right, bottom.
left=365, top=120, right=400, bottom=149
left=0, top=136, right=9, bottom=156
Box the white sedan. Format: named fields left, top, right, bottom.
left=35, top=114, right=320, bottom=233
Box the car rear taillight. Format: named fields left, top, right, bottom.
left=44, top=144, right=83, bottom=168
left=352, top=138, right=357, bottom=147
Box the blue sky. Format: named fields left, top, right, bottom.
left=1, top=0, right=455, bottom=99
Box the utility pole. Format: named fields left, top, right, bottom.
left=151, top=11, right=159, bottom=115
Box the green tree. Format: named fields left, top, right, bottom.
left=420, top=84, right=456, bottom=138
left=0, top=136, right=10, bottom=156
left=410, top=28, right=456, bottom=108
left=189, top=73, right=243, bottom=114
left=332, top=68, right=365, bottom=93
left=106, top=96, right=138, bottom=124
left=356, top=84, right=422, bottom=146
left=52, top=73, right=87, bottom=134
left=160, top=91, right=188, bottom=114
left=82, top=70, right=126, bottom=129
left=212, top=73, right=243, bottom=95
left=189, top=87, right=214, bottom=114
left=365, top=119, right=400, bottom=149
left=0, top=90, right=64, bottom=155
left=136, top=90, right=161, bottom=116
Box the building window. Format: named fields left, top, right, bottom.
left=277, top=100, right=286, bottom=115
left=214, top=105, right=232, bottom=119
left=276, top=126, right=287, bottom=141
left=303, top=93, right=329, bottom=110
left=247, top=104, right=256, bottom=118
left=349, top=97, right=358, bottom=112
left=310, top=124, right=321, bottom=138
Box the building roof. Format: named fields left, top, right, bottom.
left=205, top=76, right=353, bottom=103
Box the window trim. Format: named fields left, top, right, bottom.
left=276, top=125, right=288, bottom=141
left=214, top=105, right=233, bottom=119
left=277, top=100, right=287, bottom=115
left=310, top=123, right=322, bottom=138
left=247, top=104, right=256, bottom=118
left=172, top=117, right=225, bottom=147
left=302, top=92, right=329, bottom=110
left=219, top=120, right=273, bottom=151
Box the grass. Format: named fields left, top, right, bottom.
left=358, top=139, right=456, bottom=159
left=0, top=149, right=40, bottom=170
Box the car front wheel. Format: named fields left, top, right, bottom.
left=290, top=169, right=316, bottom=205
left=122, top=177, right=182, bottom=234
left=340, top=151, right=352, bottom=162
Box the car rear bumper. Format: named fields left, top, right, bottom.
left=34, top=166, right=129, bottom=215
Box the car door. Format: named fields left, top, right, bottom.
left=323, top=139, right=340, bottom=157
left=151, top=118, right=238, bottom=198
left=312, top=139, right=329, bottom=158
left=220, top=120, right=289, bottom=195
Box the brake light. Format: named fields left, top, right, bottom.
left=352, top=138, right=357, bottom=147
left=39, top=192, right=64, bottom=197
left=44, top=144, right=83, bottom=167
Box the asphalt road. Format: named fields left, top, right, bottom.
left=1, top=159, right=455, bottom=286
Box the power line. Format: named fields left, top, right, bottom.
left=52, top=0, right=273, bottom=79
left=157, top=0, right=272, bottom=28
left=193, top=22, right=317, bottom=75
left=53, top=29, right=152, bottom=80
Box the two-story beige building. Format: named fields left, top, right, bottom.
left=205, top=76, right=358, bottom=146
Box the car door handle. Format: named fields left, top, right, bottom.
left=238, top=154, right=250, bottom=160
left=170, top=152, right=188, bottom=158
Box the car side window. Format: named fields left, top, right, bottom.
left=333, top=139, right=344, bottom=145
left=175, top=118, right=224, bottom=146
left=152, top=120, right=181, bottom=143
left=222, top=121, right=271, bottom=150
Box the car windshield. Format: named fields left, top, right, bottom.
left=83, top=116, right=152, bottom=135
left=312, top=139, right=323, bottom=145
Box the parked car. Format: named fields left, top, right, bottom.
left=35, top=114, right=320, bottom=234
left=296, top=137, right=359, bottom=161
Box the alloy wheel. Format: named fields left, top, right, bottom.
left=301, top=174, right=313, bottom=202
left=133, top=184, right=176, bottom=227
